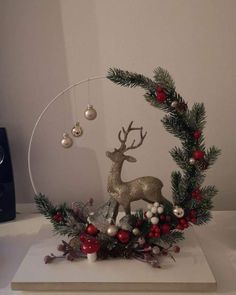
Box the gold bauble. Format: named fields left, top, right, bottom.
left=71, top=122, right=83, bottom=137
left=107, top=224, right=118, bottom=237
left=173, top=206, right=184, bottom=218
left=84, top=104, right=97, bottom=120
left=61, top=133, right=73, bottom=148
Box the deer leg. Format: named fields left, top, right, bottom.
left=124, top=203, right=131, bottom=215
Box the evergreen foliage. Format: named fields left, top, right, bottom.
left=107, top=67, right=221, bottom=226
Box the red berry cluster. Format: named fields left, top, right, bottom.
left=148, top=214, right=172, bottom=238
left=191, top=188, right=203, bottom=201
left=148, top=224, right=161, bottom=238
left=176, top=218, right=189, bottom=231
left=176, top=210, right=197, bottom=231
left=155, top=86, right=167, bottom=103
left=53, top=212, right=64, bottom=223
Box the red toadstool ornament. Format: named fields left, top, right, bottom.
left=81, top=238, right=100, bottom=262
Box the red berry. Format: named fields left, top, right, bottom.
left=183, top=223, right=189, bottom=228
left=190, top=210, right=197, bottom=217
left=86, top=224, right=98, bottom=236
left=160, top=215, right=166, bottom=221
left=192, top=189, right=202, bottom=199
left=176, top=224, right=184, bottom=231
left=193, top=150, right=205, bottom=160
left=154, top=226, right=160, bottom=233
left=161, top=224, right=171, bottom=235
left=193, top=131, right=202, bottom=140
left=195, top=195, right=203, bottom=201
left=154, top=232, right=161, bottom=238
left=156, top=91, right=167, bottom=103
left=165, top=215, right=171, bottom=223
left=180, top=218, right=187, bottom=225
left=190, top=217, right=197, bottom=224
left=117, top=230, right=130, bottom=243
left=173, top=245, right=180, bottom=253
left=148, top=232, right=154, bottom=238
left=136, top=219, right=143, bottom=227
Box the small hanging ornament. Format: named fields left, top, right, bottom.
left=61, top=133, right=73, bottom=148
left=71, top=122, right=83, bottom=137
left=171, top=101, right=178, bottom=108
left=176, top=102, right=188, bottom=112
left=84, top=104, right=97, bottom=120
left=189, top=157, right=196, bottom=165
left=107, top=224, right=118, bottom=237
left=173, top=206, right=185, bottom=218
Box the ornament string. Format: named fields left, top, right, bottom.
left=27, top=76, right=106, bottom=195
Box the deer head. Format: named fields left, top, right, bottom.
left=106, top=121, right=147, bottom=163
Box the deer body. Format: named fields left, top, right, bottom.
left=106, top=121, right=168, bottom=216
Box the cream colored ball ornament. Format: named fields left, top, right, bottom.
left=71, top=122, right=83, bottom=137
left=61, top=133, right=73, bottom=148
left=84, top=104, right=97, bottom=120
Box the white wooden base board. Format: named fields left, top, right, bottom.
left=11, top=227, right=216, bottom=292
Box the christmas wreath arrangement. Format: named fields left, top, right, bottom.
left=35, top=67, right=220, bottom=267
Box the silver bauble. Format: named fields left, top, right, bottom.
left=71, top=122, right=83, bottom=137
left=84, top=104, right=97, bottom=120
left=171, top=101, right=178, bottom=108
left=107, top=224, right=118, bottom=237
left=173, top=206, right=185, bottom=218
left=189, top=158, right=196, bottom=165
left=61, top=133, right=73, bottom=148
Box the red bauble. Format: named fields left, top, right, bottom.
left=193, top=131, right=202, bottom=140
left=161, top=224, right=171, bottom=235
left=86, top=224, right=98, bottom=236
left=156, top=91, right=167, bottom=103
left=193, top=150, right=205, bottom=160
left=117, top=230, right=130, bottom=244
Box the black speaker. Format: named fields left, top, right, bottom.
left=0, top=128, right=16, bottom=222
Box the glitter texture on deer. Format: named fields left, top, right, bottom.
left=106, top=121, right=169, bottom=217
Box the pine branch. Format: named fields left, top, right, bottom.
left=150, top=231, right=184, bottom=247
left=188, top=103, right=206, bottom=130
left=107, top=68, right=156, bottom=91
left=34, top=194, right=56, bottom=218
left=153, top=67, right=175, bottom=93
left=201, top=186, right=218, bottom=198
left=170, top=147, right=189, bottom=170
left=205, top=146, right=221, bottom=168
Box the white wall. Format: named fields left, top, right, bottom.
left=0, top=0, right=235, bottom=209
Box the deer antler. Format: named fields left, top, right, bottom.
left=117, top=121, right=147, bottom=152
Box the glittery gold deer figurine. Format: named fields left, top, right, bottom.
left=106, top=121, right=168, bottom=216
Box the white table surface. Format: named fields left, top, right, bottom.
left=0, top=210, right=236, bottom=295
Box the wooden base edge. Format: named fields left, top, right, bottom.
left=11, top=281, right=217, bottom=292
